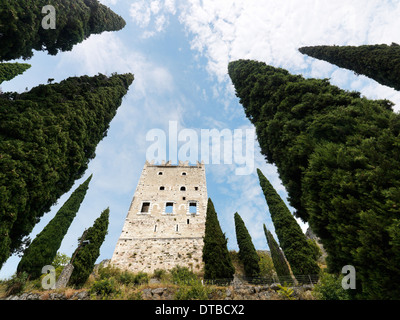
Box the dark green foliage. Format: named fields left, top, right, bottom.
left=203, top=199, right=235, bottom=280
left=0, top=0, right=126, bottom=61
left=257, top=169, right=320, bottom=281
left=312, top=271, right=351, bottom=300
left=0, top=73, right=134, bottom=269
left=69, top=208, right=110, bottom=287
left=299, top=43, right=400, bottom=91
left=170, top=266, right=198, bottom=285
left=89, top=278, right=120, bottom=298
left=229, top=59, right=400, bottom=299
left=4, top=272, right=29, bottom=296
left=233, top=212, right=260, bottom=278
left=16, top=175, right=92, bottom=279
left=0, top=63, right=31, bottom=85
left=263, top=225, right=291, bottom=283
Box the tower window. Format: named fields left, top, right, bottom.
left=160, top=186, right=165, bottom=190
left=176, top=224, right=179, bottom=232
left=165, top=202, right=174, bottom=214
left=187, top=219, right=190, bottom=225
left=182, top=172, right=187, bottom=176
left=189, top=202, right=197, bottom=214
left=194, top=187, right=199, bottom=191
left=180, top=186, right=186, bottom=191
left=154, top=225, right=157, bottom=232
left=141, top=202, right=150, bottom=213
left=158, top=172, right=163, bottom=175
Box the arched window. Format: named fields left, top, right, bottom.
left=160, top=186, right=165, bottom=190
left=158, top=172, right=163, bottom=175
left=180, top=186, right=186, bottom=191
left=182, top=172, right=187, bottom=176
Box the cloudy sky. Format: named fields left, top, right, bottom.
left=2, top=0, right=400, bottom=279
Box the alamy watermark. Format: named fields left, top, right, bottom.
left=342, top=265, right=356, bottom=290
left=146, top=121, right=255, bottom=175
left=42, top=5, right=56, bottom=30
left=41, top=265, right=56, bottom=290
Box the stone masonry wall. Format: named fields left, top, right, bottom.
left=111, top=161, right=208, bottom=274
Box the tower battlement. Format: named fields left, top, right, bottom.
left=110, top=161, right=207, bottom=273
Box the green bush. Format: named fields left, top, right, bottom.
left=133, top=272, right=149, bottom=285
left=277, top=283, right=296, bottom=300
left=153, top=269, right=167, bottom=280
left=258, top=251, right=275, bottom=279
left=312, top=272, right=351, bottom=300
left=97, top=265, right=122, bottom=280
left=118, top=270, right=136, bottom=285
left=170, top=266, right=197, bottom=285
left=175, top=279, right=210, bottom=300
left=89, top=278, right=120, bottom=298
left=5, top=272, right=29, bottom=296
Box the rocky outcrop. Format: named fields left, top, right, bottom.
left=4, top=290, right=90, bottom=301
left=3, top=282, right=315, bottom=300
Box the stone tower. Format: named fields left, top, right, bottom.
left=111, top=160, right=207, bottom=274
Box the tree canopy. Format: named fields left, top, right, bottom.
left=203, top=199, right=235, bottom=281
left=299, top=43, right=400, bottom=91
left=229, top=59, right=400, bottom=298
left=69, top=208, right=110, bottom=287
left=234, top=212, right=260, bottom=278
left=17, top=175, right=92, bottom=279
left=0, top=0, right=126, bottom=61
left=263, top=225, right=292, bottom=283
left=257, top=169, right=320, bottom=281
left=0, top=63, right=31, bottom=85
left=0, top=73, right=134, bottom=269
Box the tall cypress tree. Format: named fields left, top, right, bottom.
left=234, top=212, right=260, bottom=278
left=203, top=198, right=235, bottom=281
left=0, top=63, right=31, bottom=85
left=257, top=169, right=320, bottom=281
left=0, top=0, right=126, bottom=61
left=69, top=208, right=109, bottom=288
left=263, top=224, right=292, bottom=284
left=16, top=175, right=92, bottom=279
left=229, top=59, right=400, bottom=299
left=0, top=73, right=134, bottom=269
left=299, top=43, right=400, bottom=91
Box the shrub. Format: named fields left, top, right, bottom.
left=175, top=279, right=210, bottom=300
left=97, top=264, right=122, bottom=280
left=118, top=270, right=136, bottom=285
left=89, top=278, right=120, bottom=299
left=312, top=272, right=351, bottom=300
left=153, top=269, right=168, bottom=281
left=277, top=283, right=296, bottom=300
left=5, top=272, right=29, bottom=296
left=133, top=272, right=149, bottom=285
left=170, top=266, right=197, bottom=285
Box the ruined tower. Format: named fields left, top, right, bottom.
left=111, top=160, right=207, bottom=273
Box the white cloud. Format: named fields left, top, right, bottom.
left=128, top=0, right=400, bottom=109
left=99, top=0, right=119, bottom=5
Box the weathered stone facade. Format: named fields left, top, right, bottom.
left=111, top=160, right=208, bottom=273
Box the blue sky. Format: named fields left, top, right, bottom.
left=2, top=0, right=400, bottom=279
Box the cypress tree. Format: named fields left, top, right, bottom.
left=69, top=208, right=109, bottom=287
left=0, top=0, right=126, bottom=61
left=233, top=212, right=260, bottom=278
left=256, top=169, right=320, bottom=281
left=16, top=175, right=92, bottom=279
left=299, top=43, right=400, bottom=91
left=263, top=224, right=292, bottom=284
left=0, top=63, right=31, bottom=85
left=0, top=73, right=134, bottom=269
left=203, top=198, right=235, bottom=281
left=229, top=59, right=400, bottom=298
